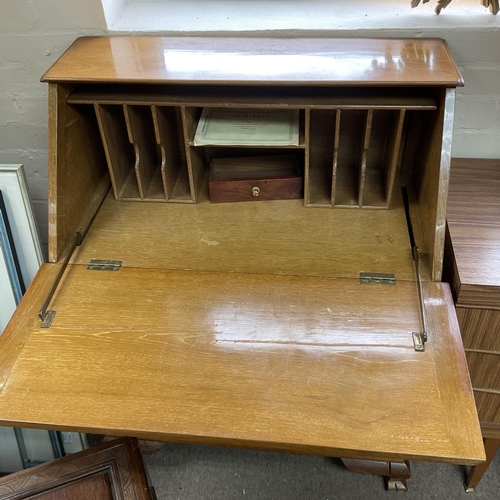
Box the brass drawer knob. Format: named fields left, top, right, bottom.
left=252, top=187, right=260, bottom=197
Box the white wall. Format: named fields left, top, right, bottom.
left=0, top=0, right=107, bottom=248
left=0, top=0, right=498, bottom=248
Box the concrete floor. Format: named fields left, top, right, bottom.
left=145, top=442, right=500, bottom=500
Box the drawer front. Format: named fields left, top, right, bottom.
left=457, top=307, right=500, bottom=350
left=474, top=391, right=500, bottom=424
left=466, top=351, right=500, bottom=391
left=209, top=176, right=303, bottom=203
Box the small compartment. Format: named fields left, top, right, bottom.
left=94, top=104, right=139, bottom=200
left=208, top=154, right=303, bottom=203
left=94, top=104, right=192, bottom=203
left=123, top=105, right=160, bottom=200
left=331, top=109, right=405, bottom=209
left=190, top=107, right=303, bottom=148
left=334, top=110, right=365, bottom=207
left=152, top=106, right=192, bottom=202
left=306, top=109, right=338, bottom=207
left=181, top=107, right=205, bottom=202
left=362, top=110, right=405, bottom=208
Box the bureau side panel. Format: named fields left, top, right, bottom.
left=411, top=88, right=454, bottom=282
left=47, top=83, right=109, bottom=262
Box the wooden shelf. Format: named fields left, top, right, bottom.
left=87, top=95, right=429, bottom=209
left=68, top=84, right=438, bottom=110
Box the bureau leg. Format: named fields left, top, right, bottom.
left=465, top=438, right=500, bottom=492
left=341, top=458, right=411, bottom=492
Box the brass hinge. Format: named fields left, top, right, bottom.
left=359, top=272, right=396, bottom=286
left=87, top=259, right=122, bottom=271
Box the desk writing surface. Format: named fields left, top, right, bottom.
left=0, top=263, right=484, bottom=464
left=68, top=191, right=419, bottom=281
left=42, top=37, right=463, bottom=87
left=2, top=36, right=484, bottom=468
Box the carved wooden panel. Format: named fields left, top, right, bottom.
left=0, top=437, right=154, bottom=500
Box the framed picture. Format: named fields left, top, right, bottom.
left=0, top=190, right=24, bottom=304
left=0, top=240, right=18, bottom=333
left=0, top=164, right=43, bottom=286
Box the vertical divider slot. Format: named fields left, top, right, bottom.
left=384, top=109, right=406, bottom=208
left=304, top=108, right=311, bottom=205
left=152, top=105, right=192, bottom=202
left=358, top=109, right=373, bottom=207
left=334, top=110, right=365, bottom=207
left=94, top=104, right=139, bottom=200
left=181, top=107, right=205, bottom=203
left=363, top=109, right=406, bottom=208
left=330, top=109, right=341, bottom=205
left=307, top=109, right=337, bottom=207
left=123, top=105, right=160, bottom=200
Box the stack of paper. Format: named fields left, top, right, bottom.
left=193, top=108, right=300, bottom=146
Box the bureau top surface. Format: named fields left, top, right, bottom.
left=41, top=37, right=463, bottom=86
left=447, top=158, right=500, bottom=292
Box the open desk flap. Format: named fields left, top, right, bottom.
left=0, top=263, right=484, bottom=464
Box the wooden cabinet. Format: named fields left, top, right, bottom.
left=0, top=438, right=154, bottom=499
left=445, top=157, right=500, bottom=490
left=0, top=37, right=485, bottom=488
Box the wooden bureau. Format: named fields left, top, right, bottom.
left=445, top=158, right=500, bottom=490
left=0, top=37, right=484, bottom=491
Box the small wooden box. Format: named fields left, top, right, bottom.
left=208, top=155, right=303, bottom=203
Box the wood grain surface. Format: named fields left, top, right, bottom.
left=0, top=437, right=152, bottom=500
left=68, top=87, right=438, bottom=110
left=445, top=158, right=500, bottom=437
left=466, top=351, right=500, bottom=390
left=457, top=307, right=500, bottom=350
left=446, top=158, right=500, bottom=303
left=0, top=265, right=484, bottom=464
left=41, top=37, right=463, bottom=87
left=69, top=189, right=420, bottom=280
left=48, top=84, right=109, bottom=262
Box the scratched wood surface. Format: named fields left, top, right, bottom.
left=0, top=264, right=484, bottom=464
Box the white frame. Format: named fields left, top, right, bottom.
left=0, top=165, right=43, bottom=287
left=0, top=242, right=17, bottom=334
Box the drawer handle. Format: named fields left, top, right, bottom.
left=252, top=187, right=260, bottom=197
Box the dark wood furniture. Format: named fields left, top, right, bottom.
left=445, top=157, right=500, bottom=491
left=0, top=438, right=154, bottom=499
left=0, top=37, right=485, bottom=491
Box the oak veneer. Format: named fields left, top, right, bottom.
left=69, top=188, right=419, bottom=280
left=0, top=37, right=484, bottom=491
left=0, top=264, right=484, bottom=464
left=42, top=37, right=463, bottom=87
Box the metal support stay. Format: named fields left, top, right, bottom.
left=38, top=184, right=111, bottom=327
left=38, top=231, right=82, bottom=327
left=402, top=187, right=428, bottom=352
